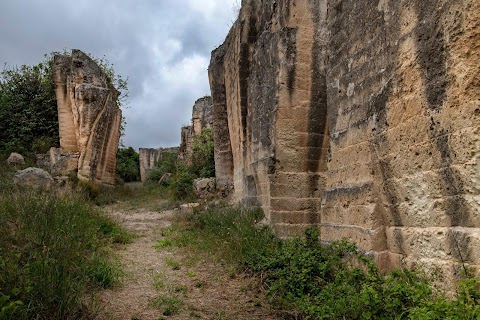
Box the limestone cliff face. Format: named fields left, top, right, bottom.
left=209, top=0, right=480, bottom=277
left=192, top=96, right=213, bottom=135
left=178, top=97, right=213, bottom=163
left=53, top=49, right=122, bottom=185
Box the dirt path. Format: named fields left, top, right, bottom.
left=98, top=206, right=278, bottom=320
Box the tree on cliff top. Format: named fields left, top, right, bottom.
left=0, top=51, right=128, bottom=158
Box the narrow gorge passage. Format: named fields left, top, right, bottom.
left=98, top=205, right=278, bottom=320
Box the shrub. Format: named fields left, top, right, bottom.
left=0, top=190, right=127, bottom=319
left=190, top=128, right=215, bottom=178
left=169, top=170, right=196, bottom=201
left=116, top=147, right=140, bottom=182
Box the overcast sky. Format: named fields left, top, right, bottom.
left=0, top=0, right=239, bottom=149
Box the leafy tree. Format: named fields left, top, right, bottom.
left=190, top=128, right=215, bottom=178
left=0, top=58, right=58, bottom=155
left=116, top=147, right=140, bottom=182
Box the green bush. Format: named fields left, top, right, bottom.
left=169, top=170, right=196, bottom=201
left=169, top=205, right=480, bottom=319
left=0, top=191, right=128, bottom=319
left=190, top=128, right=215, bottom=178
left=0, top=58, right=59, bottom=157
left=116, top=147, right=140, bottom=182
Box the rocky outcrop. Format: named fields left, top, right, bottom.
left=178, top=97, right=213, bottom=163
left=14, top=167, right=54, bottom=189
left=192, top=96, right=213, bottom=135
left=53, top=49, right=122, bottom=185
left=209, top=0, right=480, bottom=278
left=36, top=147, right=80, bottom=175
left=178, top=126, right=194, bottom=163
left=139, top=147, right=178, bottom=182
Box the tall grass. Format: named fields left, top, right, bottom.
left=167, top=205, right=480, bottom=319
left=0, top=190, right=131, bottom=319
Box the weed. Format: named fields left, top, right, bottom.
left=173, top=285, right=188, bottom=293
left=165, top=257, right=181, bottom=271
left=155, top=239, right=173, bottom=250
left=152, top=273, right=166, bottom=290
left=150, top=295, right=183, bottom=316
left=86, top=253, right=122, bottom=288
left=194, top=280, right=206, bottom=288
left=98, top=216, right=136, bottom=244
left=186, top=271, right=197, bottom=278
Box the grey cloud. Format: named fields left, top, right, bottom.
left=0, top=0, right=235, bottom=149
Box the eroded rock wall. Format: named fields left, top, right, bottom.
left=53, top=49, right=122, bottom=185
left=139, top=147, right=178, bottom=182
left=178, top=97, right=214, bottom=163
left=192, top=96, right=213, bottom=134
left=209, top=0, right=480, bottom=277
left=178, top=125, right=194, bottom=163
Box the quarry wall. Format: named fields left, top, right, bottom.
left=209, top=0, right=480, bottom=277
left=139, top=147, right=178, bottom=182
left=53, top=49, right=122, bottom=185
left=178, top=97, right=214, bottom=163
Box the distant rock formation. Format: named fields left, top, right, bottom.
left=139, top=147, right=178, bottom=182
left=178, top=97, right=213, bottom=163
left=53, top=49, right=122, bottom=185
left=178, top=126, right=194, bottom=164
left=192, top=96, right=213, bottom=135
left=209, top=0, right=480, bottom=280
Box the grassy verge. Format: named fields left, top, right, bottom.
left=162, top=204, right=480, bottom=319
left=0, top=190, right=133, bottom=320
left=76, top=180, right=181, bottom=212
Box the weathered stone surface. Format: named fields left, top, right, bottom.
left=194, top=177, right=216, bottom=198
left=53, top=49, right=122, bottom=185
left=138, top=147, right=178, bottom=182
left=178, top=97, right=213, bottom=164
left=192, top=96, right=213, bottom=135
left=36, top=147, right=79, bottom=175
left=7, top=152, right=25, bottom=166
left=14, top=167, right=54, bottom=189
left=210, top=0, right=480, bottom=278
left=179, top=203, right=201, bottom=216
left=178, top=126, right=194, bottom=163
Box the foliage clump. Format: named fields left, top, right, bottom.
left=190, top=128, right=215, bottom=178
left=116, top=147, right=140, bottom=182
left=0, top=57, right=58, bottom=156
